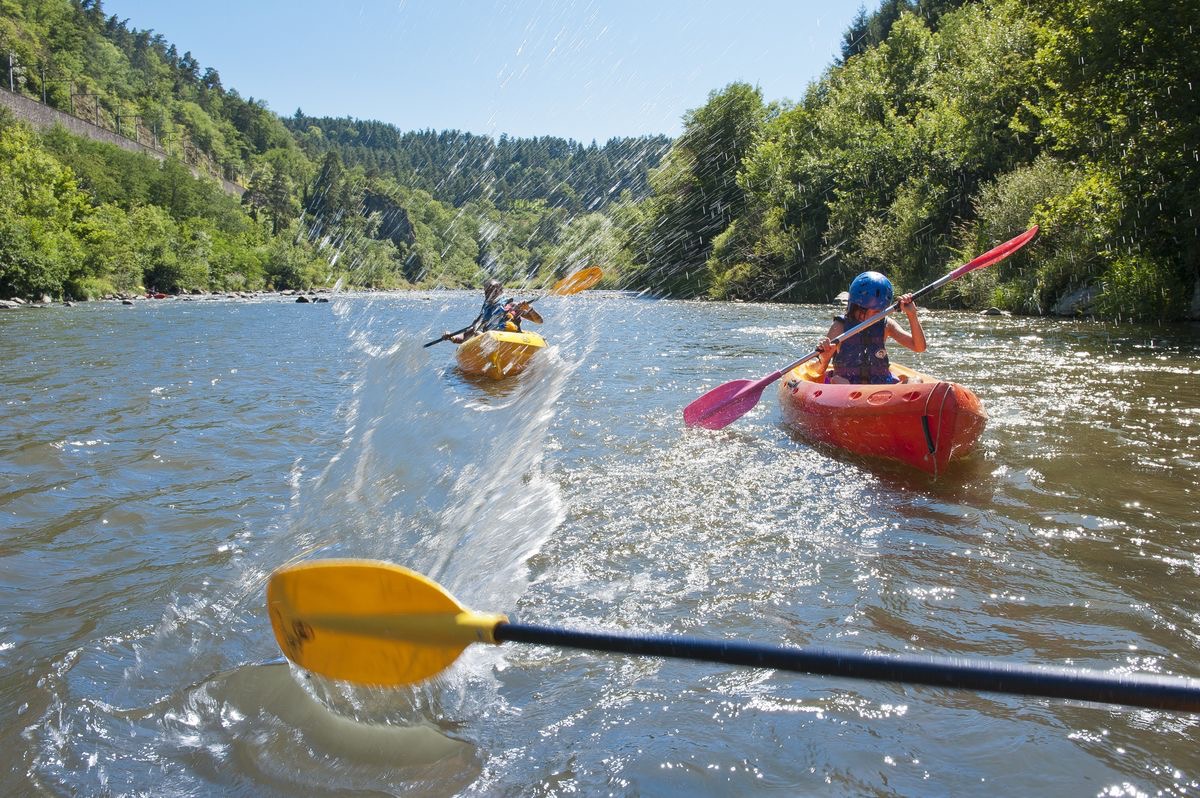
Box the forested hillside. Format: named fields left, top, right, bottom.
left=2, top=0, right=1196, bottom=320
left=0, top=0, right=654, bottom=300
left=287, top=115, right=669, bottom=213
left=619, top=0, right=1200, bottom=320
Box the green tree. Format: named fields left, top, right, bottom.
left=1023, top=0, right=1199, bottom=319
left=75, top=202, right=140, bottom=296
left=700, top=4, right=1042, bottom=304
left=264, top=225, right=322, bottom=289
left=0, top=120, right=88, bottom=298
left=621, top=82, right=767, bottom=295
left=130, top=203, right=180, bottom=292
left=259, top=161, right=298, bottom=235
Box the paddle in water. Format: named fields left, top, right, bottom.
left=424, top=266, right=603, bottom=347
left=267, top=558, right=1200, bottom=711
left=683, top=226, right=1039, bottom=429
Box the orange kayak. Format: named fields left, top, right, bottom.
left=455, top=330, right=546, bottom=380
left=778, top=362, right=986, bottom=475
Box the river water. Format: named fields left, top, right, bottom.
left=2, top=292, right=1198, bottom=796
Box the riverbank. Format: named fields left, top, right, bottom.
left=0, top=287, right=343, bottom=309
left=7, top=287, right=1197, bottom=329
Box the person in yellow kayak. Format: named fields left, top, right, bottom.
left=445, top=279, right=541, bottom=344
left=814, top=271, right=926, bottom=384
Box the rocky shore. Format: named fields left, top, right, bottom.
left=0, top=287, right=341, bottom=310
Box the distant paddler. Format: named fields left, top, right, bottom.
left=423, top=266, right=603, bottom=349
left=425, top=279, right=542, bottom=348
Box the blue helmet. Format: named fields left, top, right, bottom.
left=848, top=271, right=893, bottom=311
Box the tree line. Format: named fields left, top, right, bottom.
left=0, top=0, right=649, bottom=300
left=0, top=101, right=635, bottom=299
left=617, top=0, right=1199, bottom=320
left=286, top=115, right=670, bottom=213
left=2, top=0, right=1196, bottom=320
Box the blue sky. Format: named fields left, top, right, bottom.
left=101, top=0, right=870, bottom=142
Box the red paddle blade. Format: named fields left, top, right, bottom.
left=683, top=378, right=768, bottom=429
left=949, top=224, right=1038, bottom=281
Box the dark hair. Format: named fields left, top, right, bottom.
left=843, top=301, right=871, bottom=320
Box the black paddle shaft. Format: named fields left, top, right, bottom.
left=495, top=623, right=1200, bottom=712
left=423, top=296, right=537, bottom=347
left=424, top=323, right=474, bottom=347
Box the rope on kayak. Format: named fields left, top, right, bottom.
left=921, top=382, right=954, bottom=479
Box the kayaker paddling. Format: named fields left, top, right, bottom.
left=815, top=271, right=926, bottom=384
left=683, top=226, right=1037, bottom=431
left=442, top=279, right=542, bottom=344
left=423, top=266, right=601, bottom=351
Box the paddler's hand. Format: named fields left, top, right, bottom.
left=815, top=337, right=837, bottom=355
left=898, top=293, right=917, bottom=314
left=514, top=301, right=543, bottom=323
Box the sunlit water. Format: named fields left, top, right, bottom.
left=2, top=294, right=1198, bottom=796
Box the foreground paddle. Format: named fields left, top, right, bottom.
left=268, top=558, right=1200, bottom=711
left=683, top=226, right=1039, bottom=429
left=423, top=266, right=603, bottom=347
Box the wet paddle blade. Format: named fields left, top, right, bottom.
left=267, top=560, right=1200, bottom=711
left=550, top=266, right=603, bottom=296
left=683, top=378, right=769, bottom=429
left=268, top=559, right=506, bottom=686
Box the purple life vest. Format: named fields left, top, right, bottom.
left=831, top=315, right=896, bottom=384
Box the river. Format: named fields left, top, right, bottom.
left=2, top=292, right=1198, bottom=796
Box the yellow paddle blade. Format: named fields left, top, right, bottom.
left=549, top=266, right=603, bottom=296
left=267, top=559, right=507, bottom=687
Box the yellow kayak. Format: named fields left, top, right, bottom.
left=455, top=330, right=546, bottom=380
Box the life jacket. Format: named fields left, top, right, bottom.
left=478, top=299, right=510, bottom=331
left=502, top=300, right=521, bottom=332
left=830, top=315, right=896, bottom=384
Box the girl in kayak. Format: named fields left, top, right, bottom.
left=815, top=271, right=926, bottom=384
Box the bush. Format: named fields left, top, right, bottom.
left=1097, top=254, right=1190, bottom=323
left=264, top=232, right=323, bottom=290
left=0, top=218, right=76, bottom=300
left=66, top=276, right=119, bottom=300
left=949, top=155, right=1087, bottom=312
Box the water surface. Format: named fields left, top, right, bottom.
left=2, top=294, right=1198, bottom=796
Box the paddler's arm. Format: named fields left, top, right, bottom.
left=447, top=313, right=484, bottom=344
left=814, top=319, right=844, bottom=374
left=886, top=294, right=926, bottom=352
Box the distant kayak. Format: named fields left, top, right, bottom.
left=455, top=330, right=546, bottom=380
left=778, top=362, right=986, bottom=475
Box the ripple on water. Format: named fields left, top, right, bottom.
left=4, top=298, right=1199, bottom=796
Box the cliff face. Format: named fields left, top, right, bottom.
left=0, top=87, right=244, bottom=198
